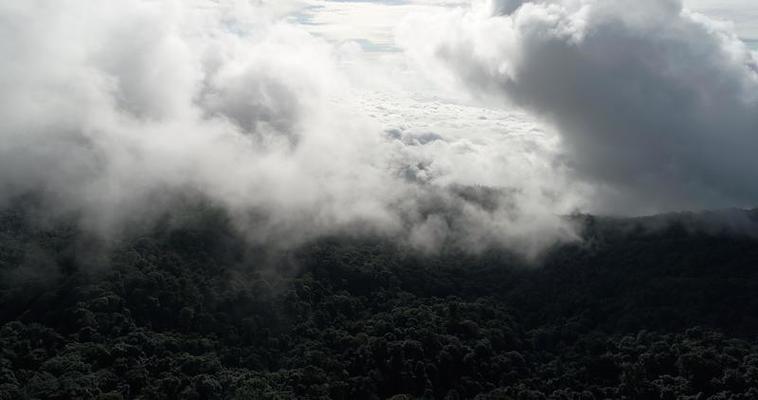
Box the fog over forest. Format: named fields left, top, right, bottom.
left=1, top=1, right=758, bottom=399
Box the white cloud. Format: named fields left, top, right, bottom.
left=400, top=0, right=758, bottom=215
left=0, top=0, right=577, bottom=256
left=5, top=0, right=756, bottom=256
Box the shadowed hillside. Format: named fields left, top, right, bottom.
left=1, top=206, right=758, bottom=399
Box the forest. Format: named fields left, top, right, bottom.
left=1, top=204, right=758, bottom=399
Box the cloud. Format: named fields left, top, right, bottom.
left=0, top=0, right=576, bottom=256
left=400, top=0, right=758, bottom=215
left=685, top=0, right=758, bottom=39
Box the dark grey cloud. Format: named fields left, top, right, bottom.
left=489, top=0, right=528, bottom=15
left=402, top=0, right=758, bottom=214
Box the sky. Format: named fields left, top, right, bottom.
left=293, top=0, right=758, bottom=51
left=0, top=0, right=757, bottom=254
left=686, top=0, right=758, bottom=43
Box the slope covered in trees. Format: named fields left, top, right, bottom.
left=1, top=205, right=758, bottom=399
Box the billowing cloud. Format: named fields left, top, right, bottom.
left=400, top=0, right=758, bottom=215
left=0, top=0, right=577, bottom=256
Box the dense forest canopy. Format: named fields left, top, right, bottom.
left=1, top=204, right=758, bottom=399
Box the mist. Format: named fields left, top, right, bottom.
left=0, top=0, right=577, bottom=257
left=4, top=0, right=757, bottom=257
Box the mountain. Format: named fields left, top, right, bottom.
left=1, top=205, right=758, bottom=399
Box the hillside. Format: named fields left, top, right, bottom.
left=1, top=206, right=758, bottom=399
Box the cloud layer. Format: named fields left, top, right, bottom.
left=9, top=0, right=754, bottom=255
left=0, top=0, right=576, bottom=256
left=401, top=0, right=758, bottom=214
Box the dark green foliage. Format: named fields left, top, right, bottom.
left=1, top=207, right=758, bottom=399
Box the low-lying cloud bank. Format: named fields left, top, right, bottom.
left=0, top=0, right=576, bottom=256
left=7, top=0, right=755, bottom=256
left=400, top=0, right=758, bottom=215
